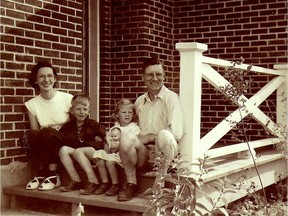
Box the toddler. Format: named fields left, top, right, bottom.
left=92, top=98, right=141, bottom=196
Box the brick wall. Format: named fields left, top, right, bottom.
left=99, top=0, right=287, bottom=144
left=172, top=0, right=287, bottom=145
left=0, top=0, right=83, bottom=165
left=1, top=0, right=287, bottom=164
left=99, top=0, right=177, bottom=126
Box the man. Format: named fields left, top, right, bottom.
left=118, top=57, right=184, bottom=201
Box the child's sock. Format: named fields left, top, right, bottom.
left=86, top=171, right=98, bottom=184
left=125, top=169, right=137, bottom=185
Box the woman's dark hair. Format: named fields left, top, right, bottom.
left=29, top=61, right=58, bottom=90
left=142, top=57, right=164, bottom=73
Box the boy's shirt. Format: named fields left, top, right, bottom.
left=59, top=118, right=106, bottom=149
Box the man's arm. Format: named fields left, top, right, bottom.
left=167, top=95, right=184, bottom=142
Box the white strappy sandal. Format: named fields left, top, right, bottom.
left=38, top=175, right=61, bottom=191
left=26, top=176, right=46, bottom=190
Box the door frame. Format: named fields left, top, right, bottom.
left=82, top=0, right=100, bottom=120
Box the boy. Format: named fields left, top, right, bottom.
left=58, top=95, right=107, bottom=194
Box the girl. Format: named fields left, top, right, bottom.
left=93, top=98, right=141, bottom=196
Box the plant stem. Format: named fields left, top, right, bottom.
left=238, top=107, right=269, bottom=215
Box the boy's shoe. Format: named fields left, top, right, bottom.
left=94, top=182, right=110, bottom=195
left=60, top=181, right=82, bottom=192
left=79, top=183, right=99, bottom=195
left=105, top=184, right=119, bottom=196
left=117, top=183, right=137, bottom=201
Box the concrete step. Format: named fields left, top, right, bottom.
left=3, top=169, right=157, bottom=216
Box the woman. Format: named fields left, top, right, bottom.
left=24, top=61, right=73, bottom=191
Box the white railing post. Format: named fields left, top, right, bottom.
left=274, top=64, right=288, bottom=141
left=176, top=42, right=208, bottom=166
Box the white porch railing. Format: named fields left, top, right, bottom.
left=176, top=42, right=287, bottom=164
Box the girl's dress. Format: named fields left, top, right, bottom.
left=93, top=122, right=141, bottom=167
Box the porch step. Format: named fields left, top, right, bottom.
left=3, top=171, right=155, bottom=216
left=3, top=150, right=285, bottom=215
left=195, top=150, right=287, bottom=215
left=3, top=185, right=150, bottom=214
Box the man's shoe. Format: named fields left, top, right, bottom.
left=60, top=181, right=82, bottom=192
left=94, top=182, right=110, bottom=195
left=105, top=184, right=119, bottom=196
left=79, top=183, right=99, bottom=195
left=117, top=183, right=137, bottom=201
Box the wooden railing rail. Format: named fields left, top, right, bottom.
left=176, top=42, right=287, bottom=165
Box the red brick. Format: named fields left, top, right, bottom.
left=52, top=11, right=67, bottom=21
left=5, top=62, right=25, bottom=70
left=44, top=18, right=60, bottom=27
left=15, top=3, right=33, bottom=13
left=36, top=9, right=51, bottom=17
left=0, top=105, right=13, bottom=112
left=6, top=148, right=25, bottom=157
left=1, top=17, right=14, bottom=25
left=1, top=0, right=14, bottom=9
left=4, top=27, right=24, bottom=36
left=15, top=55, right=33, bottom=62
left=0, top=53, right=13, bottom=60
left=0, top=158, right=13, bottom=165
left=34, top=24, right=52, bottom=32
left=6, top=9, right=25, bottom=19
left=16, top=37, right=34, bottom=46
left=16, top=88, right=34, bottom=95
left=1, top=88, right=15, bottom=95
left=26, top=14, right=44, bottom=23
left=44, top=3, right=60, bottom=11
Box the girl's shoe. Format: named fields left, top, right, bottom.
left=94, top=183, right=110, bottom=195
left=26, top=176, right=46, bottom=190
left=38, top=175, right=61, bottom=191
left=105, top=184, right=119, bottom=196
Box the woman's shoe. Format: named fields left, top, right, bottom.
left=26, top=176, right=46, bottom=190
left=38, top=175, right=61, bottom=191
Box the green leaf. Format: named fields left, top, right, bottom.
left=223, top=188, right=238, bottom=194
left=195, top=202, right=210, bottom=213
left=196, top=189, right=214, bottom=206
left=218, top=207, right=229, bottom=216
left=220, top=197, right=229, bottom=208
left=142, top=188, right=153, bottom=196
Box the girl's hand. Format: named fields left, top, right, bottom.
left=93, top=158, right=98, bottom=165
left=110, top=144, right=120, bottom=153
left=104, top=144, right=110, bottom=153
